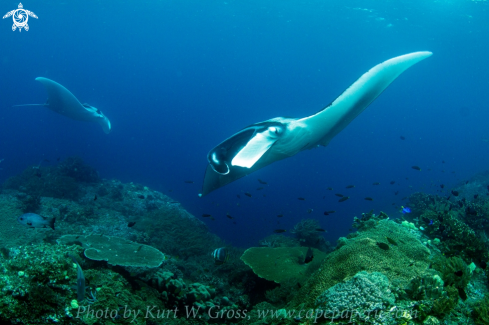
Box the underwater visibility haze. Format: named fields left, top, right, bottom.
left=1, top=0, right=489, bottom=324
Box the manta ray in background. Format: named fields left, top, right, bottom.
left=200, top=51, right=433, bottom=196
left=14, top=77, right=111, bottom=134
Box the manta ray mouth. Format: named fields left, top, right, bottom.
left=210, top=152, right=230, bottom=175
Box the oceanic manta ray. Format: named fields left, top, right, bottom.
left=14, top=77, right=111, bottom=134
left=201, top=51, right=432, bottom=196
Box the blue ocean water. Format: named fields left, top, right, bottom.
left=0, top=0, right=488, bottom=248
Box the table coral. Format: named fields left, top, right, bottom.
left=57, top=234, right=165, bottom=268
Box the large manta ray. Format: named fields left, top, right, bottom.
left=14, top=77, right=111, bottom=134
left=201, top=51, right=432, bottom=196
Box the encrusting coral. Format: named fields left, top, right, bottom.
left=291, top=219, right=431, bottom=309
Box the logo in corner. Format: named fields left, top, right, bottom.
left=3, top=3, right=37, bottom=32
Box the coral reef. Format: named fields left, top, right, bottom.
left=0, top=243, right=165, bottom=325
left=3, top=159, right=489, bottom=324
left=0, top=194, right=47, bottom=249
left=291, top=219, right=431, bottom=308
left=408, top=192, right=489, bottom=264
left=291, top=219, right=329, bottom=250
left=315, top=271, right=395, bottom=323
left=352, top=210, right=389, bottom=231
left=433, top=256, right=471, bottom=297
left=57, top=234, right=166, bottom=268
left=240, top=247, right=327, bottom=284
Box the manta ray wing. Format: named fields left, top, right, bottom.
left=200, top=51, right=432, bottom=196
left=299, top=51, right=433, bottom=148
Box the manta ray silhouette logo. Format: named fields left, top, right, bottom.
left=3, top=3, right=37, bottom=32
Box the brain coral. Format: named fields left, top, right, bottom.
left=292, top=219, right=431, bottom=308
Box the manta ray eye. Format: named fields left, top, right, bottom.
left=268, top=126, right=283, bottom=136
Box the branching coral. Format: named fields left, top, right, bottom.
left=291, top=219, right=326, bottom=248
left=433, top=256, right=471, bottom=298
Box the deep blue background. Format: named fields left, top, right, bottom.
left=1, top=0, right=488, bottom=247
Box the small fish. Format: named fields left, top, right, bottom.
left=394, top=191, right=399, bottom=195
left=127, top=221, right=136, bottom=227
left=400, top=136, right=406, bottom=140
left=257, top=187, right=264, bottom=190
left=298, top=197, right=305, bottom=201
left=274, top=229, right=287, bottom=233
left=474, top=194, right=479, bottom=199
left=376, top=242, right=389, bottom=250
left=346, top=185, right=355, bottom=189
left=277, top=214, right=284, bottom=218
left=364, top=197, right=373, bottom=201
left=411, top=166, right=421, bottom=171
left=244, top=192, right=252, bottom=197
left=401, top=206, right=411, bottom=214
left=327, top=210, right=336, bottom=214
left=327, top=187, right=333, bottom=190
left=258, top=179, right=267, bottom=185
left=237, top=195, right=241, bottom=199
left=226, top=214, right=233, bottom=219
left=440, top=184, right=445, bottom=189
left=373, top=182, right=380, bottom=185
left=451, top=190, right=459, bottom=196
left=17, top=213, right=55, bottom=230
left=323, top=212, right=329, bottom=216
left=480, top=261, right=487, bottom=270
left=335, top=193, right=344, bottom=197
left=307, top=209, right=313, bottom=214
left=390, top=181, right=395, bottom=185
left=428, top=220, right=434, bottom=226
left=304, top=247, right=314, bottom=264
left=385, top=237, right=397, bottom=245
left=338, top=196, right=349, bottom=202
left=465, top=181, right=469, bottom=184
left=56, top=157, right=60, bottom=161
left=454, top=270, right=464, bottom=277
left=315, top=228, right=326, bottom=232
left=202, top=214, right=212, bottom=218
left=136, top=245, right=143, bottom=252
left=184, top=180, right=194, bottom=184
left=93, top=195, right=97, bottom=201
left=212, top=247, right=230, bottom=265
